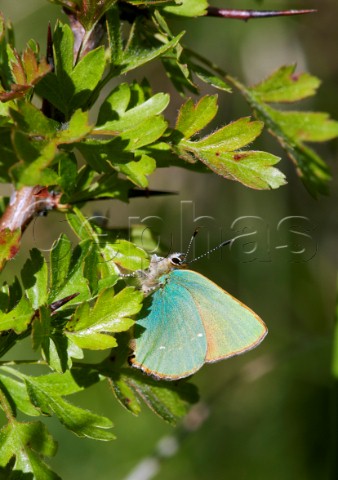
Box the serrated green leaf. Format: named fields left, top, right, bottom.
left=0, top=295, right=34, bottom=334
left=109, top=368, right=199, bottom=425
left=25, top=378, right=115, bottom=440
left=97, top=87, right=169, bottom=133
left=184, top=117, right=263, bottom=151
left=250, top=65, right=321, bottom=103
left=32, top=307, right=70, bottom=372
left=32, top=306, right=51, bottom=350
left=0, top=130, right=17, bottom=182
left=106, top=5, right=124, bottom=64
left=66, top=287, right=142, bottom=350
left=174, top=96, right=218, bottom=140
left=10, top=101, right=59, bottom=137
left=21, top=249, right=48, bottom=309
left=0, top=228, right=21, bottom=272
left=119, top=116, right=168, bottom=150
left=67, top=209, right=149, bottom=272
left=69, top=47, right=106, bottom=111
left=266, top=109, right=338, bottom=142
left=23, top=368, right=100, bottom=397
left=58, top=152, right=78, bottom=196
left=164, top=0, right=208, bottom=17
left=192, top=64, right=232, bottom=92
left=231, top=72, right=337, bottom=196
left=0, top=374, right=40, bottom=416
left=0, top=420, right=59, bottom=478
left=49, top=234, right=91, bottom=304
left=116, top=154, right=156, bottom=188
left=11, top=132, right=59, bottom=187
left=50, top=234, right=72, bottom=294
left=53, top=21, right=74, bottom=79
left=56, top=109, right=92, bottom=144
left=195, top=150, right=285, bottom=189
left=121, top=29, right=185, bottom=75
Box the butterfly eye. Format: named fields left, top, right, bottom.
left=170, top=254, right=184, bottom=265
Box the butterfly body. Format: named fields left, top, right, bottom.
left=130, top=253, right=267, bottom=380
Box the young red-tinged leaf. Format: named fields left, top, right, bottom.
left=0, top=295, right=35, bottom=334
left=0, top=228, right=21, bottom=271
left=66, top=287, right=143, bottom=350
left=0, top=42, right=51, bottom=102
left=25, top=378, right=115, bottom=440
left=0, top=420, right=60, bottom=478
left=250, top=65, right=321, bottom=103
left=174, top=96, right=218, bottom=140
left=108, top=369, right=199, bottom=425
left=51, top=0, right=117, bottom=31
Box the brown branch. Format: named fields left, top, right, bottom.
left=206, top=8, right=317, bottom=21
left=0, top=186, right=66, bottom=233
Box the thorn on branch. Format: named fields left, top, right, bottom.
left=206, top=8, right=317, bottom=21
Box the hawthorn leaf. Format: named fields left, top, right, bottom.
left=0, top=295, right=34, bottom=334
left=97, top=87, right=169, bottom=132
left=114, top=154, right=156, bottom=188
left=174, top=96, right=218, bottom=140
left=0, top=373, right=40, bottom=416
left=21, top=248, right=48, bottom=309
left=69, top=46, right=106, bottom=111
left=265, top=108, right=338, bottom=142
left=236, top=66, right=338, bottom=195
left=0, top=420, right=59, bottom=478
left=200, top=150, right=285, bottom=189
left=108, top=368, right=199, bottom=425
left=49, top=234, right=91, bottom=304
left=66, top=287, right=143, bottom=350
left=25, top=378, right=115, bottom=440
left=120, top=30, right=185, bottom=75
left=0, top=228, right=21, bottom=272
left=184, top=117, right=264, bottom=151
left=250, top=65, right=321, bottom=103
left=164, top=0, right=208, bottom=17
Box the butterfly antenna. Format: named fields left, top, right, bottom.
left=184, top=227, right=201, bottom=262
left=187, top=238, right=233, bottom=264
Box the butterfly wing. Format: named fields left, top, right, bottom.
left=170, top=270, right=267, bottom=362
left=131, top=275, right=208, bottom=380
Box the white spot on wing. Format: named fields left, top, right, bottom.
left=197, top=333, right=203, bottom=337
left=159, top=346, right=166, bottom=350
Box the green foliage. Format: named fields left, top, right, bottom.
left=0, top=1, right=337, bottom=478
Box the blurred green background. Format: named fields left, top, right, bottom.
left=0, top=0, right=337, bottom=479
